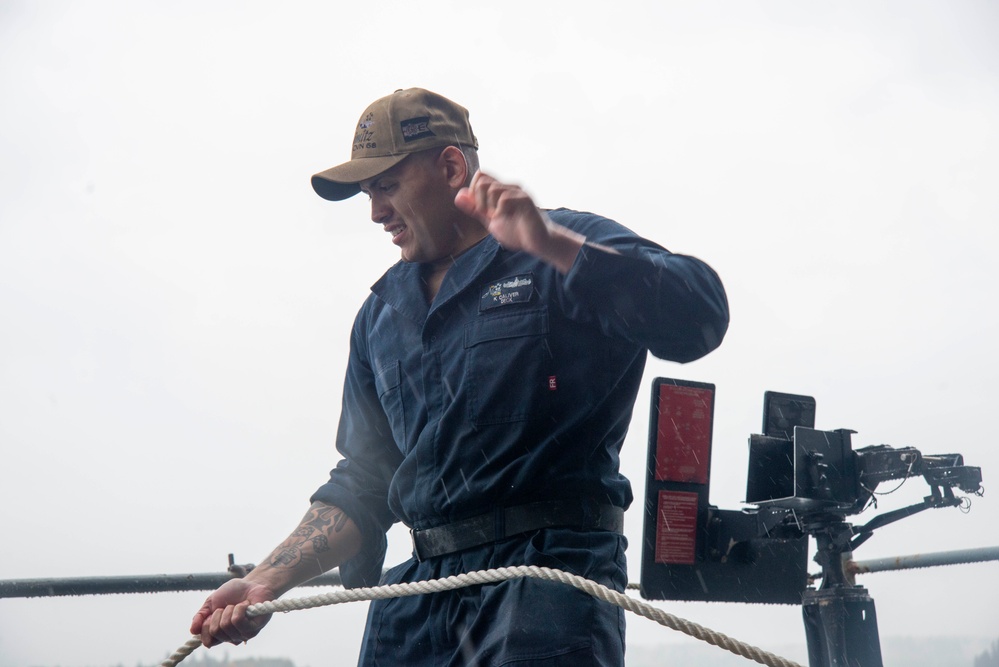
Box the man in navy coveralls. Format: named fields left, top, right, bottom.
left=191, top=88, right=729, bottom=666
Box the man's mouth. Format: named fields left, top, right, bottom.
left=385, top=223, right=407, bottom=244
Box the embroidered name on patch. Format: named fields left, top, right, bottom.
left=480, top=274, right=534, bottom=311
left=400, top=116, right=434, bottom=142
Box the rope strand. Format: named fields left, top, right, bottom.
left=162, top=565, right=803, bottom=667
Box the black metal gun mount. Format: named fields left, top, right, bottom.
left=640, top=382, right=984, bottom=667
left=745, top=392, right=984, bottom=667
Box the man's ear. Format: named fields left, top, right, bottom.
left=439, top=145, right=469, bottom=189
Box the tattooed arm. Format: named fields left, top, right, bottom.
left=190, top=502, right=362, bottom=647
left=253, top=501, right=362, bottom=587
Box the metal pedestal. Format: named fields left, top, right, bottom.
left=802, top=586, right=883, bottom=667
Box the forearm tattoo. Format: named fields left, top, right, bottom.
left=311, top=535, right=331, bottom=553
left=267, top=504, right=349, bottom=569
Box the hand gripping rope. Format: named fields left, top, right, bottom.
left=161, top=565, right=803, bottom=667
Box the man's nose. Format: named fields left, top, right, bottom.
left=371, top=198, right=392, bottom=224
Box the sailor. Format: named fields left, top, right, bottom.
left=191, top=87, right=729, bottom=665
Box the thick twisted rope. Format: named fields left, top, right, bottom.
left=162, top=565, right=803, bottom=667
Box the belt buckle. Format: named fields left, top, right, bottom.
left=410, top=527, right=425, bottom=562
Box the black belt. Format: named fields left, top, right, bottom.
left=410, top=500, right=624, bottom=561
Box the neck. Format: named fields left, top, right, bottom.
left=420, top=232, right=489, bottom=303
left=422, top=259, right=452, bottom=303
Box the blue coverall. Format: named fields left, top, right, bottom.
left=311, top=208, right=729, bottom=665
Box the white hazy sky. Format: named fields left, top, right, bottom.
left=1, top=2, right=997, bottom=666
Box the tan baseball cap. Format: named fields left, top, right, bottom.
left=311, top=88, right=478, bottom=201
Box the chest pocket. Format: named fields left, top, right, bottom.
left=463, top=308, right=551, bottom=425
left=374, top=360, right=407, bottom=451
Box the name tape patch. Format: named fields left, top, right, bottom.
left=480, top=274, right=534, bottom=311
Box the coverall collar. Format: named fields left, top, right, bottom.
left=371, top=235, right=502, bottom=326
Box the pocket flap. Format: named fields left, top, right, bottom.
left=464, top=308, right=549, bottom=348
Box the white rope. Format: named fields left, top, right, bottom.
left=162, top=565, right=803, bottom=667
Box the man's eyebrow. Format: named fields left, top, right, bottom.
left=359, top=176, right=382, bottom=195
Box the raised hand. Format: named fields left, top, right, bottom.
left=455, top=172, right=585, bottom=273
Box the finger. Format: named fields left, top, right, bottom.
left=201, top=608, right=221, bottom=647
left=206, top=607, right=238, bottom=647
left=474, top=176, right=501, bottom=217
left=232, top=602, right=270, bottom=639
left=468, top=171, right=501, bottom=216
left=190, top=603, right=210, bottom=635
left=454, top=187, right=478, bottom=217
left=220, top=604, right=241, bottom=642
left=221, top=604, right=255, bottom=645
left=493, top=187, right=533, bottom=219
left=456, top=176, right=498, bottom=226
left=469, top=170, right=492, bottom=193
left=218, top=606, right=245, bottom=645
left=486, top=181, right=527, bottom=217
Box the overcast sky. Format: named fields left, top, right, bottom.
left=1, top=2, right=998, bottom=666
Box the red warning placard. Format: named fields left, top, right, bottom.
left=655, top=383, right=713, bottom=483
left=655, top=490, right=699, bottom=564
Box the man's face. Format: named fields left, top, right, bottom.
left=359, top=151, right=480, bottom=265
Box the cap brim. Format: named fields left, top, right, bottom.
left=311, top=154, right=409, bottom=201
